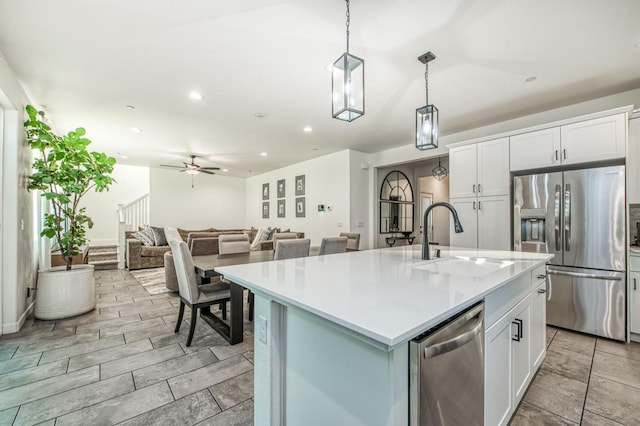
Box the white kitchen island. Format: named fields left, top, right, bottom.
left=217, top=245, right=553, bottom=426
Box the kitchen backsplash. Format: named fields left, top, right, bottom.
left=630, top=204, right=640, bottom=245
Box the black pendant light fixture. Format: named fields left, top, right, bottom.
left=332, top=0, right=364, bottom=122
left=432, top=156, right=448, bottom=181
left=415, top=51, right=439, bottom=150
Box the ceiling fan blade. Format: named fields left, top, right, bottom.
left=160, top=164, right=185, bottom=168
left=200, top=167, right=221, bottom=170
left=200, top=170, right=216, bottom=175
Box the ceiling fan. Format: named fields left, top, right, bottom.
left=160, top=155, right=220, bottom=175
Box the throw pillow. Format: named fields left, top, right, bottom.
left=250, top=227, right=267, bottom=250
left=265, top=227, right=277, bottom=241
left=151, top=226, right=168, bottom=246
left=134, top=227, right=155, bottom=247
left=164, top=227, right=182, bottom=243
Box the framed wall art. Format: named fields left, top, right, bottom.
left=262, top=202, right=270, bottom=219
left=277, top=199, right=286, bottom=218
left=295, top=175, right=305, bottom=196
left=277, top=179, right=286, bottom=198
left=295, top=197, right=305, bottom=218
left=262, top=183, right=270, bottom=200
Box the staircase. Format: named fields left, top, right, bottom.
left=89, top=245, right=119, bottom=270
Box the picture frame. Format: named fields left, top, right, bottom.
left=262, top=183, right=270, bottom=201
left=277, top=199, right=286, bottom=218
left=277, top=179, right=286, bottom=198
left=295, top=197, right=305, bottom=218
left=262, top=202, right=270, bottom=219
left=295, top=175, right=305, bottom=196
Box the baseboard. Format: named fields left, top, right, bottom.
left=631, top=332, right=640, bottom=343
left=2, top=301, right=34, bottom=335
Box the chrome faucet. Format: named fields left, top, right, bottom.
left=422, top=202, right=464, bottom=260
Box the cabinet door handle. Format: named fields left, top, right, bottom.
left=478, top=184, right=482, bottom=194
left=537, top=289, right=547, bottom=294
left=563, top=149, right=567, bottom=160
left=555, top=150, right=559, bottom=161
left=472, top=184, right=476, bottom=194
left=537, top=274, right=546, bottom=279
left=478, top=201, right=481, bottom=210
left=634, top=278, right=637, bottom=291
left=512, top=319, right=523, bottom=341
left=473, top=201, right=476, bottom=210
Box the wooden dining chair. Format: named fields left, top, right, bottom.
left=319, top=237, right=348, bottom=255
left=218, top=234, right=250, bottom=255
left=169, top=240, right=231, bottom=347
left=274, top=239, right=311, bottom=260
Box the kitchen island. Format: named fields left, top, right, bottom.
left=217, top=245, right=553, bottom=425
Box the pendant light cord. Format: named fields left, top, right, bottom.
left=425, top=61, right=429, bottom=106
left=345, top=0, right=350, bottom=54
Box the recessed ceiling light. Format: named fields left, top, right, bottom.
left=260, top=152, right=268, bottom=157
left=635, top=42, right=640, bottom=49
left=189, top=92, right=203, bottom=100
left=303, top=126, right=313, bottom=133
left=121, top=155, right=129, bottom=159
left=222, top=168, right=229, bottom=172
left=125, top=105, right=135, bottom=110
left=255, top=113, right=266, bottom=119
left=525, top=76, right=537, bottom=83
left=312, top=148, right=319, bottom=151
left=130, top=127, right=142, bottom=133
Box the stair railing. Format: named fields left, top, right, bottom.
left=117, top=193, right=150, bottom=268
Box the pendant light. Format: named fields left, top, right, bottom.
left=432, top=156, right=448, bottom=181
left=332, top=0, right=364, bottom=122
left=415, top=51, right=438, bottom=150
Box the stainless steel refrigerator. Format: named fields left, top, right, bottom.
left=513, top=165, right=626, bottom=341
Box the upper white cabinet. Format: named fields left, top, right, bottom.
left=450, top=137, right=509, bottom=199
left=510, top=113, right=626, bottom=171
left=510, top=127, right=561, bottom=171
left=627, top=118, right=640, bottom=204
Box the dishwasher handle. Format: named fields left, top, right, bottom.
left=424, top=310, right=484, bottom=359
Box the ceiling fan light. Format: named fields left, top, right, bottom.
left=185, top=169, right=200, bottom=175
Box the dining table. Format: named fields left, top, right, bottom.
left=192, top=247, right=321, bottom=345
left=192, top=250, right=276, bottom=345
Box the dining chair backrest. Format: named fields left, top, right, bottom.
left=339, top=232, right=360, bottom=250
left=169, top=240, right=200, bottom=304
left=319, top=237, right=348, bottom=255
left=218, top=234, right=251, bottom=255
left=274, top=239, right=311, bottom=260
left=273, top=232, right=298, bottom=244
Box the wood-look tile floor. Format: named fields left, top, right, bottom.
left=511, top=326, right=640, bottom=425
left=2, top=268, right=640, bottom=425
left=0, top=269, right=254, bottom=426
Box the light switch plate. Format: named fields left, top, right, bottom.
left=257, top=315, right=267, bottom=344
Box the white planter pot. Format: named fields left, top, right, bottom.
left=34, top=264, right=96, bottom=320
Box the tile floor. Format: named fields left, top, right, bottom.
left=0, top=269, right=254, bottom=425
left=1, top=268, right=640, bottom=425
left=511, top=326, right=640, bottom=425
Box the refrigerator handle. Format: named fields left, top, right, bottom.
left=554, top=185, right=561, bottom=251
left=564, top=184, right=571, bottom=252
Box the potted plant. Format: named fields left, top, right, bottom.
left=24, top=104, right=116, bottom=320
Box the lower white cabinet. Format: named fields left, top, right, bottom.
left=485, top=279, right=546, bottom=426
left=450, top=195, right=510, bottom=250
left=630, top=271, right=640, bottom=335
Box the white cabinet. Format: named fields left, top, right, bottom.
left=450, top=195, right=510, bottom=250
left=627, top=118, right=640, bottom=204
left=510, top=113, right=626, bottom=171
left=450, top=137, right=509, bottom=199
left=630, top=270, right=640, bottom=335
left=485, top=274, right=546, bottom=426
left=510, top=127, right=561, bottom=171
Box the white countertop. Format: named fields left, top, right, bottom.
left=217, top=246, right=553, bottom=348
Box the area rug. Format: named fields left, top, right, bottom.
left=129, top=267, right=172, bottom=295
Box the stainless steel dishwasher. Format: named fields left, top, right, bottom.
left=409, top=302, right=484, bottom=425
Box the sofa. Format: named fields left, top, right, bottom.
left=125, top=227, right=255, bottom=270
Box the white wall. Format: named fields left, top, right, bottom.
left=245, top=151, right=353, bottom=247
left=149, top=167, right=246, bottom=229
left=348, top=150, right=372, bottom=249
left=82, top=164, right=150, bottom=245
left=0, top=54, right=38, bottom=334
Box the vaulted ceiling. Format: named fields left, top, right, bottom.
left=1, top=0, right=639, bottom=176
